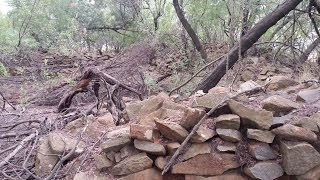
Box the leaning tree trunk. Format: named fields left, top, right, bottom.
left=196, top=0, right=303, bottom=92
left=298, top=37, right=320, bottom=63
left=173, top=0, right=207, bottom=60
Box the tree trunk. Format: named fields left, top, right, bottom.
left=173, top=0, right=207, bottom=60
left=196, top=0, right=303, bottom=92
left=298, top=37, right=320, bottom=63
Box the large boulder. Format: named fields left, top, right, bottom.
left=155, top=119, right=188, bottom=142
left=244, top=162, right=283, bottom=180
left=133, top=139, right=166, bottom=155
left=172, top=153, right=240, bottom=176
left=271, top=124, right=317, bottom=143
left=111, top=153, right=153, bottom=176
left=280, top=141, right=320, bottom=175
left=265, top=75, right=299, bottom=91
left=227, top=100, right=273, bottom=130
left=261, top=95, right=299, bottom=115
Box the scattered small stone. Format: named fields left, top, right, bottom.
left=216, top=128, right=241, bottom=143
left=239, top=80, right=262, bottom=93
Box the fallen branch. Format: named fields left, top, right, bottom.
left=0, top=132, right=36, bottom=168
left=0, top=91, right=16, bottom=111
left=162, top=86, right=263, bottom=175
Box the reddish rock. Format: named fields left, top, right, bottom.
left=133, top=139, right=166, bottom=156
left=216, top=129, right=241, bottom=143
left=266, top=76, right=299, bottom=91
left=247, top=129, right=275, bottom=143
left=166, top=142, right=180, bottom=155
left=181, top=143, right=211, bottom=161
left=191, top=125, right=216, bottom=143
left=262, top=95, right=299, bottom=115
left=130, top=124, right=159, bottom=142
left=155, top=119, right=188, bottom=142
left=172, top=153, right=240, bottom=176
left=185, top=173, right=247, bottom=180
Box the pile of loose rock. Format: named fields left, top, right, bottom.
left=35, top=75, right=320, bottom=180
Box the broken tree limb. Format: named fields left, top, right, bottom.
left=196, top=0, right=303, bottom=92
left=162, top=86, right=263, bottom=175
left=0, top=132, right=36, bottom=168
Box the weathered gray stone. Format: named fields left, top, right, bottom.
left=228, top=100, right=273, bottom=130
left=248, top=142, right=277, bottom=160
left=172, top=153, right=240, bottom=176
left=244, top=162, right=283, bottom=180
left=133, top=139, right=166, bottom=155
left=271, top=124, right=317, bottom=143
left=247, top=129, right=275, bottom=143
left=73, top=171, right=106, bottom=180
left=262, top=95, right=299, bottom=115
left=280, top=141, right=320, bottom=175
left=216, top=128, right=241, bottom=142
left=297, top=88, right=320, bottom=103
left=215, top=114, right=240, bottom=130
left=111, top=153, right=153, bottom=176
left=101, top=137, right=132, bottom=153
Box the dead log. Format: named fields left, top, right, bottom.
left=196, top=0, right=303, bottom=92
left=299, top=37, right=320, bottom=63
left=57, top=69, right=142, bottom=125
